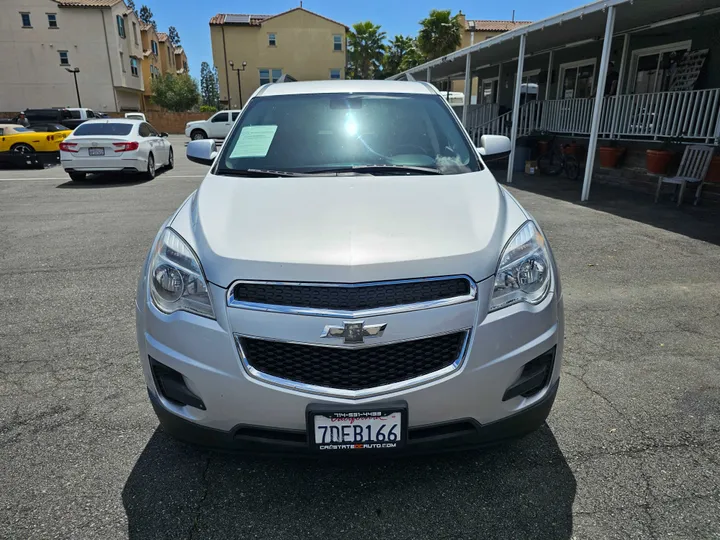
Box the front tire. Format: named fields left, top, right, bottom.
left=69, top=172, right=86, bottom=182
left=564, top=155, right=580, bottom=181
left=190, top=130, right=207, bottom=140
left=11, top=143, right=34, bottom=154
left=166, top=148, right=174, bottom=169
left=144, top=154, right=156, bottom=180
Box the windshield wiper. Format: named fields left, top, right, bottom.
left=306, top=165, right=442, bottom=175
left=215, top=168, right=307, bottom=177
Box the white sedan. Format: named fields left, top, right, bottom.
left=60, top=119, right=173, bottom=182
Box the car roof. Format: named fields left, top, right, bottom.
left=258, top=80, right=438, bottom=98
left=80, top=118, right=142, bottom=124
left=0, top=124, right=25, bottom=129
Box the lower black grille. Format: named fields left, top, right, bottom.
left=231, top=278, right=471, bottom=311
left=240, top=332, right=468, bottom=390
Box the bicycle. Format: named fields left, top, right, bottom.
left=537, top=135, right=581, bottom=181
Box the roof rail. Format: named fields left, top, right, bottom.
left=276, top=74, right=297, bottom=83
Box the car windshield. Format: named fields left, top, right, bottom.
left=73, top=123, right=133, bottom=136
left=217, top=93, right=481, bottom=176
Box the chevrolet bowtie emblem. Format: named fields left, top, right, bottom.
left=321, top=321, right=387, bottom=344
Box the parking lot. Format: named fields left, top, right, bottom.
left=1, top=135, right=719, bottom=539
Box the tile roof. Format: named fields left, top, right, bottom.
left=174, top=47, right=184, bottom=55
left=54, top=0, right=124, bottom=6
left=157, top=32, right=168, bottom=41
left=465, top=19, right=532, bottom=32
left=210, top=8, right=347, bottom=29
left=139, top=21, right=155, bottom=31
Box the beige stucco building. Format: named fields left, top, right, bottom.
left=210, top=7, right=348, bottom=108
left=450, top=14, right=532, bottom=99
left=0, top=0, right=145, bottom=113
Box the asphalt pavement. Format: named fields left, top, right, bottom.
left=1, top=136, right=719, bottom=539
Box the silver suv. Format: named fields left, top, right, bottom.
left=136, top=80, right=564, bottom=454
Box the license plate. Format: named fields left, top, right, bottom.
left=88, top=148, right=105, bottom=156
left=307, top=402, right=407, bottom=452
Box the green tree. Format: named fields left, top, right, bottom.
left=139, top=5, right=156, bottom=29
left=168, top=26, right=180, bottom=46
left=400, top=39, right=426, bottom=72
left=200, top=62, right=219, bottom=108
left=347, top=21, right=386, bottom=80
left=151, top=74, right=200, bottom=112
left=418, top=9, right=463, bottom=60
left=125, top=0, right=137, bottom=15
left=383, top=35, right=419, bottom=78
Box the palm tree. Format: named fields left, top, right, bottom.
left=382, top=35, right=416, bottom=78
left=347, top=21, right=386, bottom=80
left=417, top=10, right=463, bottom=60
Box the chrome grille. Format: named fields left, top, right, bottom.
left=228, top=277, right=476, bottom=316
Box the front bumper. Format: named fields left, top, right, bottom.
left=150, top=378, right=559, bottom=454
left=136, top=272, right=564, bottom=452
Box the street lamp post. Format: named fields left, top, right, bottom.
left=229, top=60, right=247, bottom=108
left=65, top=67, right=81, bottom=107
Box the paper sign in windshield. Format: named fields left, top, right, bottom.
left=229, top=125, right=278, bottom=158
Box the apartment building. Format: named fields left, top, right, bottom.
left=0, top=0, right=145, bottom=113
left=139, top=21, right=161, bottom=103
left=156, top=32, right=175, bottom=75
left=174, top=47, right=188, bottom=74
left=450, top=14, right=532, bottom=99
left=210, top=7, right=348, bottom=108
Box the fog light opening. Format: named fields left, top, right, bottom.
left=149, top=356, right=206, bottom=410
left=502, top=347, right=556, bottom=402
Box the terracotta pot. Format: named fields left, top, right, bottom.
left=704, top=155, right=720, bottom=183
left=537, top=140, right=549, bottom=154
left=562, top=143, right=579, bottom=156
left=598, top=146, right=625, bottom=168
left=646, top=149, right=674, bottom=175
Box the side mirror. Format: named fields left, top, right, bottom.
left=477, top=135, right=512, bottom=162
left=187, top=139, right=217, bottom=166
left=160, top=132, right=169, bottom=138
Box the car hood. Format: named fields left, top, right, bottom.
left=186, top=120, right=204, bottom=126
left=171, top=170, right=528, bottom=287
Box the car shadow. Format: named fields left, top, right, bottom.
left=55, top=169, right=169, bottom=189
left=123, top=424, right=575, bottom=539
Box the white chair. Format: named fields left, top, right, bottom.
left=654, top=145, right=714, bottom=206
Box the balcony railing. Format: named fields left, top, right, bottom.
left=467, top=88, right=720, bottom=144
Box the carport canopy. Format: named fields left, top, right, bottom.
left=389, top=0, right=720, bottom=200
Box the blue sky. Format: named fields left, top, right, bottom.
left=149, top=0, right=585, bottom=80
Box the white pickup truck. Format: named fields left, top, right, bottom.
left=184, top=110, right=242, bottom=140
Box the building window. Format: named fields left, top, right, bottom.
left=116, top=15, right=126, bottom=38
left=120, top=52, right=125, bottom=72
left=151, top=40, right=158, bottom=56
left=330, top=69, right=341, bottom=80
left=20, top=12, right=31, bottom=28
left=629, top=41, right=692, bottom=94
left=333, top=34, right=342, bottom=51
left=58, top=51, right=69, bottom=65
left=47, top=13, right=58, bottom=28
left=132, top=22, right=138, bottom=44
left=268, top=33, right=277, bottom=47
left=183, top=60, right=188, bottom=72
left=130, top=57, right=139, bottom=76
left=557, top=59, right=597, bottom=99
left=259, top=69, right=283, bottom=85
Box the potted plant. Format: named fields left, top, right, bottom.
left=598, top=140, right=626, bottom=168
left=647, top=134, right=683, bottom=175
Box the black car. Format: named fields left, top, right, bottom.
left=23, top=109, right=83, bottom=129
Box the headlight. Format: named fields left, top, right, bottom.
left=489, top=221, right=551, bottom=312
left=149, top=228, right=215, bottom=319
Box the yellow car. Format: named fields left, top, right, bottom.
left=0, top=124, right=63, bottom=153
